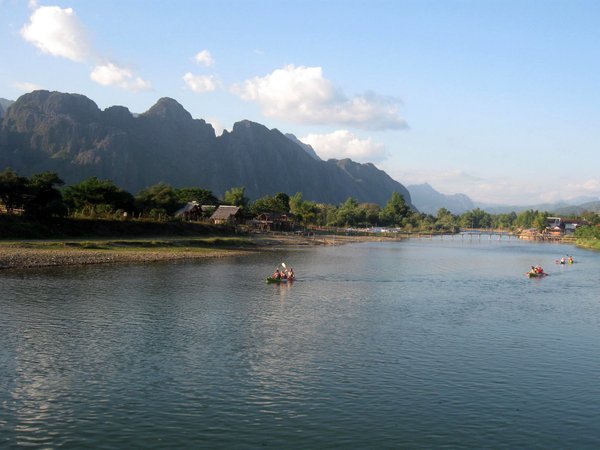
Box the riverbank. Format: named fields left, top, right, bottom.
left=0, top=238, right=250, bottom=270
left=0, top=232, right=399, bottom=270
left=575, top=237, right=600, bottom=251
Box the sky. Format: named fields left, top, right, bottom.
left=1, top=0, right=600, bottom=206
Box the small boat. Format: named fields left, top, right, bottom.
left=527, top=272, right=548, bottom=278
left=266, top=276, right=295, bottom=284
left=266, top=277, right=287, bottom=284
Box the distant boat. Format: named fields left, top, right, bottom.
left=527, top=272, right=548, bottom=278
left=266, top=276, right=295, bottom=284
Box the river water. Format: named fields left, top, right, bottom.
left=1, top=236, right=599, bottom=449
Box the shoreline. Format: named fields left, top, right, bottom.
left=0, top=231, right=587, bottom=271
left=0, top=233, right=398, bottom=271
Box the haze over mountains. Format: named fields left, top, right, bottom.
left=0, top=90, right=411, bottom=207
left=406, top=182, right=600, bottom=216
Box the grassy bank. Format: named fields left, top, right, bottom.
left=576, top=238, right=600, bottom=251
left=0, top=215, right=239, bottom=239
left=0, top=236, right=260, bottom=270
left=0, top=216, right=260, bottom=270
left=0, top=216, right=403, bottom=270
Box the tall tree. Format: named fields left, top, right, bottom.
left=25, top=172, right=66, bottom=218
left=379, top=192, right=410, bottom=226
left=135, top=183, right=180, bottom=215
left=334, top=197, right=364, bottom=227
left=460, top=208, right=492, bottom=229
left=250, top=192, right=290, bottom=215
left=175, top=187, right=218, bottom=205
left=63, top=177, right=134, bottom=216
left=223, top=187, right=249, bottom=209
left=0, top=168, right=28, bottom=213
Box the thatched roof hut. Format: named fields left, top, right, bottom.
left=209, top=205, right=242, bottom=224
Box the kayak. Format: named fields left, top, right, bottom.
left=527, top=272, right=548, bottom=278
left=266, top=277, right=295, bottom=284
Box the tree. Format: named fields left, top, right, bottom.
left=492, top=212, right=517, bottom=230
left=514, top=209, right=539, bottom=229
left=379, top=192, right=410, bottom=226
left=0, top=168, right=28, bottom=213
left=460, top=208, right=492, bottom=229
left=135, top=183, right=180, bottom=216
left=24, top=172, right=66, bottom=218
left=435, top=208, right=458, bottom=232
left=361, top=203, right=381, bottom=226
left=250, top=192, right=290, bottom=215
left=532, top=211, right=549, bottom=231
left=580, top=210, right=600, bottom=226
left=63, top=177, right=134, bottom=216
left=334, top=197, right=364, bottom=227
left=175, top=187, right=218, bottom=205
left=274, top=192, right=290, bottom=213
left=290, top=192, right=320, bottom=224
left=223, top=187, right=249, bottom=209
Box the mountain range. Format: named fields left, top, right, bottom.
left=406, top=183, right=475, bottom=215
left=0, top=90, right=411, bottom=207
left=0, top=98, right=14, bottom=119
left=406, top=182, right=600, bottom=216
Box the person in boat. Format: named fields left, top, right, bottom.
left=529, top=265, right=538, bottom=276
left=568, top=255, right=574, bottom=264
left=287, top=267, right=295, bottom=281
left=535, top=265, right=544, bottom=274
left=560, top=256, right=566, bottom=265
left=272, top=268, right=281, bottom=280
left=281, top=269, right=288, bottom=280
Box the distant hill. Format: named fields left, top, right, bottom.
left=0, top=90, right=412, bottom=207
left=407, top=183, right=475, bottom=215
left=551, top=200, right=600, bottom=216
left=0, top=98, right=14, bottom=119
left=477, top=199, right=600, bottom=215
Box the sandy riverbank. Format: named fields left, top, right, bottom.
left=0, top=233, right=400, bottom=270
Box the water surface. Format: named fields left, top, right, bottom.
left=1, top=237, right=599, bottom=448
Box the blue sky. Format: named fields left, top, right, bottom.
left=1, top=0, right=599, bottom=205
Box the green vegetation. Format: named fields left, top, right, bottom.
left=575, top=225, right=600, bottom=250
left=2, top=168, right=599, bottom=240
left=1, top=237, right=255, bottom=251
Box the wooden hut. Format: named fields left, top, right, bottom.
left=252, top=212, right=295, bottom=231
left=209, top=205, right=242, bottom=225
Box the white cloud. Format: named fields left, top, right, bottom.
left=194, top=50, right=215, bottom=66
left=183, top=73, right=218, bottom=93
left=21, top=4, right=152, bottom=93
left=21, top=5, right=90, bottom=62
left=13, top=81, right=43, bottom=92
left=90, top=62, right=152, bottom=91
left=301, top=130, right=387, bottom=162
left=232, top=65, right=407, bottom=130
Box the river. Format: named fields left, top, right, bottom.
left=1, top=236, right=599, bottom=448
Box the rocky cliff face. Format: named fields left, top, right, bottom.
left=0, top=90, right=412, bottom=207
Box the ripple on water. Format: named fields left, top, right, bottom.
left=1, top=241, right=600, bottom=448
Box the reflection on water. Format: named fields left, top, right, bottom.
left=1, top=238, right=600, bottom=448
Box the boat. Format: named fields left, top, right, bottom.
left=527, top=272, right=548, bottom=278
left=266, top=276, right=295, bottom=284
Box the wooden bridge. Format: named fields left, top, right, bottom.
left=402, top=229, right=576, bottom=243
